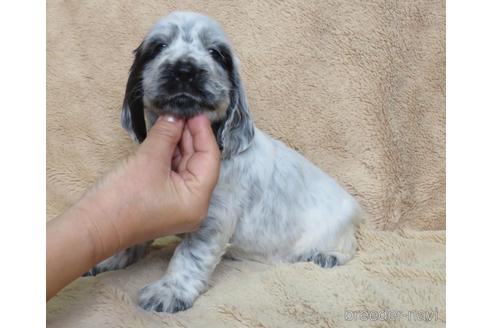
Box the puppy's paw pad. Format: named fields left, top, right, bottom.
left=138, top=282, right=192, bottom=313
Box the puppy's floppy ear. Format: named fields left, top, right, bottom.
left=121, top=42, right=148, bottom=143
left=219, top=55, right=255, bottom=159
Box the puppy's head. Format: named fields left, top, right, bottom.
left=122, top=11, right=254, bottom=158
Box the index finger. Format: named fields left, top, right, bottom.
left=186, top=114, right=220, bottom=157
left=180, top=114, right=220, bottom=190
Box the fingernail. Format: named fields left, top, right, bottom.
left=159, top=115, right=177, bottom=123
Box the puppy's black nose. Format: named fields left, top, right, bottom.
left=173, top=61, right=197, bottom=82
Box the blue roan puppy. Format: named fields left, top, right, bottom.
left=88, top=11, right=361, bottom=313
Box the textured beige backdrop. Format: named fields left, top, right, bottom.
left=47, top=0, right=445, bottom=327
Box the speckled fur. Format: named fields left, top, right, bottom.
left=47, top=1, right=446, bottom=325
left=91, top=11, right=360, bottom=313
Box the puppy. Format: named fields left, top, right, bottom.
left=88, top=11, right=361, bottom=313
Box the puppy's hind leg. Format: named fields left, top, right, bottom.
left=138, top=216, right=234, bottom=313
left=299, top=223, right=358, bottom=269
left=84, top=241, right=152, bottom=276
left=305, top=252, right=339, bottom=268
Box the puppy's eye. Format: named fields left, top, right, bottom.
left=149, top=42, right=168, bottom=58
left=208, top=48, right=221, bottom=61
left=209, top=45, right=233, bottom=71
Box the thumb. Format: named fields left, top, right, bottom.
left=138, top=115, right=184, bottom=165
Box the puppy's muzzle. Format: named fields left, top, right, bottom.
left=152, top=60, right=215, bottom=118
left=172, top=60, right=199, bottom=83
left=160, top=60, right=205, bottom=94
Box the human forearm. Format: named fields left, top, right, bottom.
left=46, top=191, right=127, bottom=300
left=46, top=115, right=220, bottom=300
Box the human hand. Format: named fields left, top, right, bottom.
left=80, top=114, right=220, bottom=254
left=47, top=113, right=220, bottom=300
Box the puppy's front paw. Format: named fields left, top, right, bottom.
left=83, top=252, right=135, bottom=276
left=83, top=243, right=150, bottom=276
left=138, top=280, right=192, bottom=313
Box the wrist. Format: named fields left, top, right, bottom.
left=73, top=186, right=131, bottom=263
left=46, top=198, right=117, bottom=299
